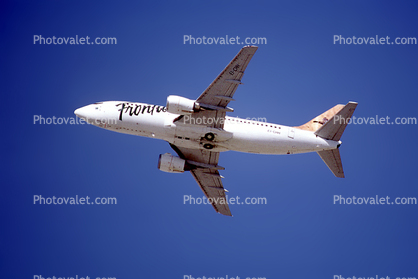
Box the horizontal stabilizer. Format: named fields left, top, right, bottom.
left=314, top=102, right=358, bottom=141
left=317, top=149, right=344, bottom=178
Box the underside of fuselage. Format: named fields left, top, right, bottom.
left=75, top=101, right=339, bottom=155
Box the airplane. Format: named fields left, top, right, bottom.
left=74, top=46, right=357, bottom=216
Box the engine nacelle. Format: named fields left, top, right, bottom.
left=166, top=95, right=200, bottom=115
left=157, top=153, right=186, bottom=173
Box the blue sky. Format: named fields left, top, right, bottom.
left=1, top=1, right=418, bottom=278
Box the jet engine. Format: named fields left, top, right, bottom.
left=157, top=153, right=186, bottom=173
left=166, top=95, right=200, bottom=115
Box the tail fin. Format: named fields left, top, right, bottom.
left=317, top=149, right=344, bottom=178
left=296, top=102, right=358, bottom=178
left=296, top=104, right=345, bottom=132
left=314, top=102, right=358, bottom=141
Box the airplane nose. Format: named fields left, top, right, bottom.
left=74, top=106, right=88, bottom=120
left=74, top=108, right=81, bottom=116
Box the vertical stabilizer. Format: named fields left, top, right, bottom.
left=314, top=102, right=358, bottom=141
left=296, top=104, right=344, bottom=132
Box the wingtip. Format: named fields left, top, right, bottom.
left=243, top=45, right=258, bottom=49
left=217, top=211, right=233, bottom=217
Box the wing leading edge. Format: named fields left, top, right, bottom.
left=196, top=45, right=258, bottom=109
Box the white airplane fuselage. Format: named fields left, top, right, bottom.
left=75, top=101, right=339, bottom=155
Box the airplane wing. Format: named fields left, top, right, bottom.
left=196, top=45, right=258, bottom=109
left=170, top=144, right=232, bottom=216
left=169, top=46, right=259, bottom=216
left=175, top=46, right=258, bottom=130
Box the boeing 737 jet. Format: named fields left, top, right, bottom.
left=74, top=46, right=357, bottom=216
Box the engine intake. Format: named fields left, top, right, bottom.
left=166, top=95, right=200, bottom=115
left=157, top=153, right=186, bottom=173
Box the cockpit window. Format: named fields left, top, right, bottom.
left=94, top=102, right=103, bottom=104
